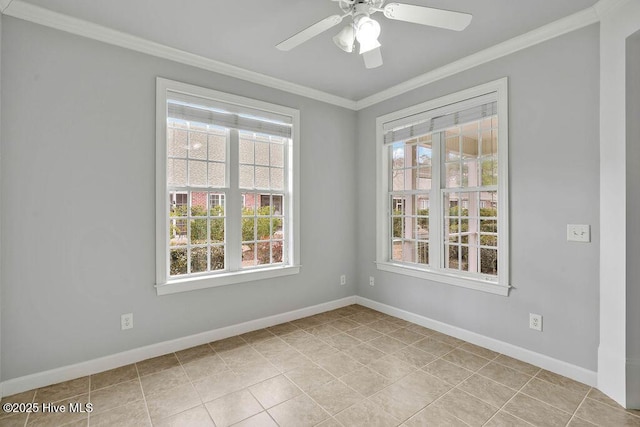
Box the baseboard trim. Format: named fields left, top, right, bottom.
left=0, top=296, right=357, bottom=397
left=627, top=358, right=640, bottom=409
left=597, top=345, right=627, bottom=406
left=356, top=296, right=598, bottom=387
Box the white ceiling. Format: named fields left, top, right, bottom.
left=17, top=0, right=598, bottom=101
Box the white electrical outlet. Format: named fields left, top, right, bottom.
left=369, top=276, right=375, bottom=286
left=529, top=313, right=542, bottom=331
left=121, top=313, right=133, bottom=330
left=340, top=275, right=346, bottom=285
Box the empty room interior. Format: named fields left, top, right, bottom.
left=0, top=0, right=639, bottom=426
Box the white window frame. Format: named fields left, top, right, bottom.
left=155, top=78, right=300, bottom=295
left=375, top=78, right=509, bottom=296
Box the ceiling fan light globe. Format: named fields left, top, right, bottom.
left=359, top=38, right=381, bottom=54
left=333, top=25, right=355, bottom=53
left=355, top=17, right=381, bottom=44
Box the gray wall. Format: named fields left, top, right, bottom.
left=627, top=29, right=640, bottom=405
left=356, top=25, right=600, bottom=370
left=0, top=17, right=358, bottom=380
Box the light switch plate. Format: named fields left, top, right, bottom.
left=567, top=224, right=590, bottom=242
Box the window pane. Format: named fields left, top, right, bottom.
left=392, top=170, right=405, bottom=191
left=405, top=168, right=418, bottom=190
left=417, top=241, right=429, bottom=264
left=191, top=192, right=208, bottom=216
left=480, top=218, right=497, bottom=233
left=445, top=137, right=460, bottom=161
left=242, top=193, right=255, bottom=214
left=481, top=248, right=498, bottom=275
left=461, top=136, right=478, bottom=160
left=191, top=247, right=208, bottom=273
left=208, top=133, right=226, bottom=162
left=481, top=129, right=498, bottom=157
left=242, top=217, right=256, bottom=241
left=170, top=219, right=187, bottom=246
left=173, top=129, right=188, bottom=155
left=170, top=192, right=187, bottom=216
left=271, top=217, right=283, bottom=238
left=239, top=138, right=254, bottom=164
left=445, top=163, right=460, bottom=188
left=392, top=144, right=404, bottom=169
left=272, top=241, right=283, bottom=263
left=414, top=195, right=430, bottom=215
left=272, top=195, right=284, bottom=216
left=417, top=166, right=431, bottom=190
left=210, top=218, right=224, bottom=243
left=460, top=246, right=469, bottom=272
left=170, top=248, right=188, bottom=276
left=168, top=159, right=187, bottom=186
left=480, top=192, right=498, bottom=212
left=463, top=159, right=480, bottom=187
left=188, top=160, right=207, bottom=186
left=209, top=193, right=225, bottom=215
left=211, top=246, right=225, bottom=271
left=391, top=240, right=402, bottom=262
left=271, top=168, right=284, bottom=190
left=255, top=142, right=269, bottom=166
left=190, top=219, right=207, bottom=244
left=243, top=243, right=257, bottom=267
left=255, top=166, right=269, bottom=188
left=402, top=240, right=416, bottom=263
left=271, top=144, right=284, bottom=167
left=168, top=128, right=187, bottom=158
left=391, top=216, right=403, bottom=239
left=257, top=242, right=271, bottom=264
left=446, top=245, right=459, bottom=270
left=239, top=165, right=254, bottom=188
left=417, top=143, right=432, bottom=166
left=481, top=158, right=497, bottom=186
left=208, top=162, right=225, bottom=187
left=188, top=132, right=207, bottom=159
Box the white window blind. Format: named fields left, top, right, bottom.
left=383, top=95, right=497, bottom=145
left=167, top=94, right=292, bottom=139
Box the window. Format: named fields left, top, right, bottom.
left=376, top=79, right=509, bottom=295
left=156, top=78, right=300, bottom=295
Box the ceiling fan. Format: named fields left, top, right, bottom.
left=276, top=0, right=472, bottom=69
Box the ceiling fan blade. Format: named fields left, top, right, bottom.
left=363, top=47, right=383, bottom=69
left=276, top=15, right=345, bottom=51
left=383, top=3, right=472, bottom=31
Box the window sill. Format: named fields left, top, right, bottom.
left=156, top=265, right=301, bottom=295
left=375, top=262, right=510, bottom=296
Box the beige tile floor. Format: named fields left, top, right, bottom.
left=1, top=304, right=639, bottom=427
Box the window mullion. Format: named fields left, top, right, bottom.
left=431, top=132, right=443, bottom=271
left=227, top=129, right=241, bottom=271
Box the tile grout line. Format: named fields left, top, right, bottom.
left=479, top=367, right=541, bottom=426
left=25, top=386, right=37, bottom=427
left=174, top=346, right=215, bottom=426
left=133, top=363, right=153, bottom=427
left=229, top=334, right=298, bottom=426
left=407, top=385, right=474, bottom=427
left=565, top=386, right=595, bottom=427
left=581, top=392, right=640, bottom=419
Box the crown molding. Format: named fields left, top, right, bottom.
left=593, top=0, right=629, bottom=18
left=0, top=0, right=13, bottom=13
left=1, top=0, right=609, bottom=111
left=1, top=0, right=358, bottom=110
left=355, top=5, right=600, bottom=109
